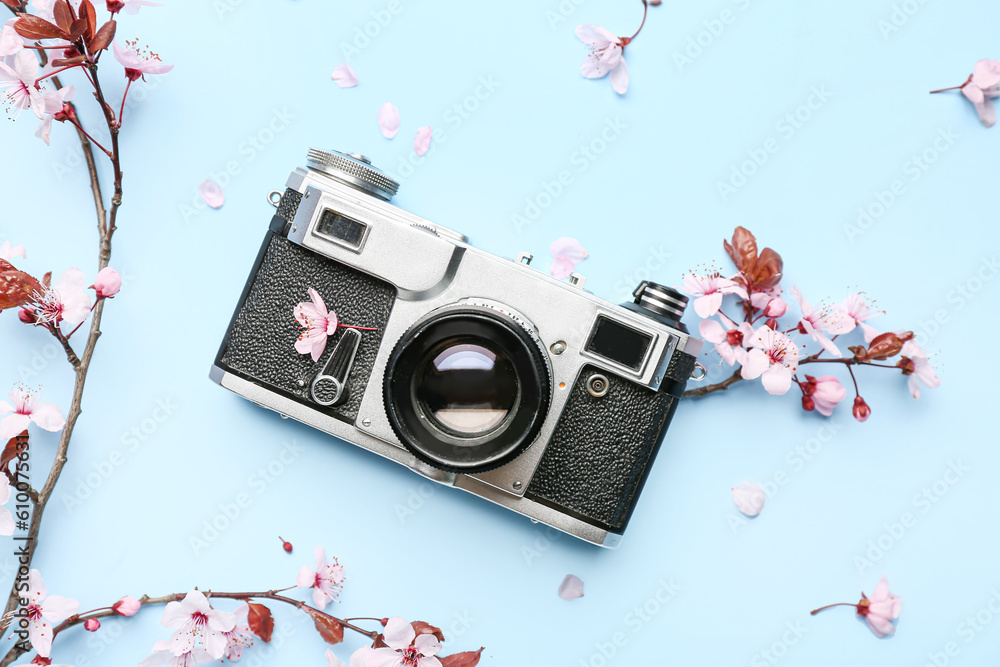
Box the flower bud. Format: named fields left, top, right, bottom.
left=897, top=357, right=916, bottom=375
left=107, top=0, right=125, bottom=11
left=18, top=308, right=36, bottom=324
left=54, top=103, right=76, bottom=123
left=84, top=618, right=100, bottom=632
left=764, top=297, right=787, bottom=318
left=92, top=266, right=121, bottom=299
left=113, top=595, right=141, bottom=617
left=852, top=396, right=871, bottom=423
left=279, top=536, right=293, bottom=553
left=765, top=317, right=779, bottom=330
left=866, top=332, right=906, bottom=361
left=801, top=395, right=815, bottom=412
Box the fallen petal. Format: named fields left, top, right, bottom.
left=550, top=256, right=576, bottom=279
left=331, top=63, right=358, bottom=88
left=414, top=126, right=432, bottom=156
left=558, top=574, right=584, bottom=601
left=378, top=102, right=400, bottom=139
left=199, top=179, right=224, bottom=209
left=550, top=237, right=588, bottom=264
left=732, top=481, right=765, bottom=517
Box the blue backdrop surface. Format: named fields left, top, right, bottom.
left=1, top=0, right=998, bottom=665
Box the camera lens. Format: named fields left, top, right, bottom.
left=384, top=306, right=551, bottom=474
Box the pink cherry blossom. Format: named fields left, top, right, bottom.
left=699, top=313, right=753, bottom=366
left=683, top=272, right=748, bottom=318
left=0, top=19, right=23, bottom=58
left=293, top=288, right=340, bottom=362
left=122, top=0, right=163, bottom=14
left=221, top=604, right=253, bottom=661
left=863, top=575, right=903, bottom=637
left=160, top=590, right=236, bottom=660
left=0, top=240, right=25, bottom=261
left=802, top=375, right=846, bottom=417
left=139, top=640, right=213, bottom=667
left=840, top=292, right=880, bottom=343
left=740, top=326, right=800, bottom=395
left=35, top=84, right=76, bottom=146
left=558, top=574, right=584, bottom=601
left=327, top=646, right=374, bottom=667
left=27, top=267, right=92, bottom=328
left=0, top=477, right=13, bottom=536
left=113, top=595, right=141, bottom=617
left=0, top=385, right=65, bottom=441
left=0, top=51, right=45, bottom=119
left=900, top=341, right=940, bottom=399
left=112, top=39, right=173, bottom=81
left=414, top=126, right=432, bottom=156
left=791, top=286, right=853, bottom=357
left=575, top=24, right=629, bottom=95
left=961, top=59, right=1000, bottom=127
left=549, top=237, right=588, bottom=279
left=92, top=266, right=122, bottom=298
left=23, top=570, right=80, bottom=658
left=732, top=481, right=765, bottom=517
left=331, top=63, right=358, bottom=88
left=296, top=546, right=344, bottom=610
left=377, top=102, right=400, bottom=139
left=369, top=617, right=442, bottom=667
left=198, top=179, right=224, bottom=209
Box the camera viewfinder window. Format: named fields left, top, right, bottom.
left=317, top=209, right=367, bottom=249
left=585, top=316, right=652, bottom=371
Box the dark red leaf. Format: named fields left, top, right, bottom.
left=52, top=55, right=87, bottom=67
left=1, top=431, right=28, bottom=478
left=723, top=226, right=758, bottom=274
left=87, top=19, right=115, bottom=52
left=53, top=0, right=73, bottom=32
left=722, top=227, right=783, bottom=289
left=305, top=608, right=344, bottom=645
left=14, top=15, right=70, bottom=40
left=0, top=260, right=43, bottom=311
left=68, top=18, right=87, bottom=41
left=1, top=0, right=22, bottom=8
left=752, top=247, right=784, bottom=288
left=439, top=648, right=484, bottom=667
left=246, top=603, right=274, bottom=643
left=80, top=0, right=97, bottom=38
left=411, top=621, right=445, bottom=642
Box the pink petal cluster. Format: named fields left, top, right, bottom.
left=93, top=266, right=122, bottom=298
left=296, top=546, right=345, bottom=610
left=293, top=288, right=340, bottom=362
left=0, top=385, right=65, bottom=440
left=27, top=267, right=92, bottom=328
left=369, top=617, right=443, bottom=667
left=0, top=19, right=24, bottom=58
left=35, top=85, right=76, bottom=146
left=549, top=237, right=588, bottom=279
left=863, top=575, right=903, bottom=637
left=740, top=326, right=800, bottom=395
left=377, top=102, right=400, bottom=139
left=0, top=51, right=45, bottom=119
left=791, top=286, right=853, bottom=357
left=113, top=595, right=142, bottom=617
left=331, top=63, right=358, bottom=88
left=699, top=314, right=753, bottom=366
left=801, top=375, right=847, bottom=417
left=962, top=59, right=1000, bottom=127
left=683, top=272, right=748, bottom=318
left=900, top=341, right=940, bottom=399
left=221, top=604, right=253, bottom=661
left=113, top=39, right=174, bottom=82
left=575, top=24, right=629, bottom=95
left=22, top=570, right=80, bottom=658
left=160, top=590, right=236, bottom=660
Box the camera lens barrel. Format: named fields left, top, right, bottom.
left=306, top=148, right=400, bottom=201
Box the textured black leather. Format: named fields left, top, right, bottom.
left=526, top=365, right=679, bottom=533
left=666, top=350, right=697, bottom=382
left=276, top=188, right=302, bottom=223
left=218, top=233, right=395, bottom=423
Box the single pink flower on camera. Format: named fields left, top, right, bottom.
left=369, top=617, right=442, bottom=667
left=0, top=385, right=65, bottom=441
left=23, top=570, right=80, bottom=658
left=576, top=24, right=629, bottom=95
left=699, top=313, right=753, bottom=366
left=293, top=288, right=340, bottom=362
left=160, top=590, right=236, bottom=660
left=296, top=546, right=345, bottom=610
left=113, top=39, right=173, bottom=81
left=683, top=272, right=748, bottom=318
left=740, top=326, right=799, bottom=395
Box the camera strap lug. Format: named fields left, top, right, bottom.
left=309, top=328, right=362, bottom=407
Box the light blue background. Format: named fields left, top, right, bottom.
left=1, top=0, right=998, bottom=665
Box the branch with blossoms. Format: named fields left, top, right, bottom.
left=681, top=227, right=941, bottom=421
left=6, top=548, right=483, bottom=667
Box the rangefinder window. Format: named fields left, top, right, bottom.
left=316, top=209, right=367, bottom=250
left=586, top=316, right=652, bottom=371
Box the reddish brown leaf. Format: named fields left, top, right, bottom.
left=87, top=19, right=115, bottom=52
left=0, top=0, right=22, bottom=9
left=41, top=271, right=51, bottom=289
left=0, top=260, right=42, bottom=311
left=53, top=0, right=73, bottom=32
left=246, top=602, right=274, bottom=643
left=68, top=18, right=87, bottom=40
left=411, top=621, right=445, bottom=642
left=80, top=0, right=97, bottom=38
left=14, top=15, right=70, bottom=40
left=752, top=247, right=784, bottom=288
left=439, top=648, right=484, bottom=667
left=722, top=227, right=783, bottom=289
left=52, top=55, right=87, bottom=67
left=305, top=608, right=344, bottom=645
left=1, top=431, right=28, bottom=477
